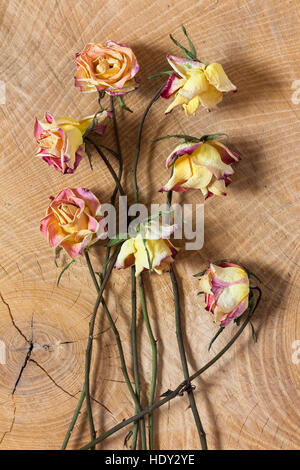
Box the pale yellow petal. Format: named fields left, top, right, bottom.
left=217, top=285, right=249, bottom=313
left=211, top=264, right=248, bottom=283
left=56, top=117, right=81, bottom=127
left=178, top=70, right=209, bottom=100
left=207, top=179, right=226, bottom=196
left=115, top=238, right=136, bottom=269
left=148, top=239, right=172, bottom=270
left=134, top=235, right=153, bottom=276
left=204, top=63, right=236, bottom=92
left=162, top=155, right=192, bottom=191
left=182, top=96, right=201, bottom=116
left=199, top=274, right=212, bottom=293
left=77, top=117, right=93, bottom=135
left=64, top=126, right=84, bottom=165
left=165, top=93, right=188, bottom=114
left=192, top=143, right=233, bottom=179
left=199, top=84, right=223, bottom=108
left=184, top=161, right=212, bottom=189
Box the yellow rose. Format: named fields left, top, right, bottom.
left=198, top=262, right=250, bottom=326
left=161, top=55, right=237, bottom=115
left=160, top=138, right=241, bottom=198
left=34, top=111, right=108, bottom=173
left=115, top=223, right=179, bottom=276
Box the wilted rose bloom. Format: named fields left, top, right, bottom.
left=34, top=111, right=108, bottom=174
left=161, top=55, right=237, bottom=115
left=40, top=188, right=107, bottom=258
left=198, top=262, right=250, bottom=326
left=115, top=223, right=179, bottom=276
left=159, top=139, right=241, bottom=198
left=75, top=41, right=139, bottom=95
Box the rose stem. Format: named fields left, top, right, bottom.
left=80, top=286, right=261, bottom=449
left=61, top=387, right=86, bottom=450
left=167, top=189, right=207, bottom=449
left=87, top=138, right=148, bottom=448
left=89, top=101, right=147, bottom=449
left=62, top=111, right=125, bottom=448
left=110, top=95, right=146, bottom=449
left=130, top=266, right=147, bottom=450
left=138, top=274, right=157, bottom=449
left=131, top=86, right=164, bottom=449
left=110, top=96, right=123, bottom=203
left=61, top=247, right=120, bottom=450
left=83, top=247, right=120, bottom=443
left=169, top=266, right=207, bottom=449
left=132, top=85, right=165, bottom=204
left=62, top=105, right=129, bottom=449
left=84, top=250, right=146, bottom=449
left=85, top=139, right=125, bottom=197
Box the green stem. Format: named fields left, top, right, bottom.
left=131, top=266, right=138, bottom=449
left=85, top=139, right=125, bottom=197
left=110, top=95, right=146, bottom=448
left=80, top=286, right=261, bottom=450
left=84, top=251, right=144, bottom=417
left=131, top=266, right=147, bottom=450
left=61, top=386, right=86, bottom=450
left=61, top=248, right=119, bottom=450
left=167, top=189, right=207, bottom=449
left=84, top=248, right=120, bottom=448
left=132, top=85, right=165, bottom=204
left=138, top=274, right=157, bottom=449
left=130, top=86, right=164, bottom=449
left=170, top=266, right=207, bottom=450
left=110, top=96, right=124, bottom=203
left=62, top=97, right=125, bottom=449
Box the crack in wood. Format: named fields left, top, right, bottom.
left=12, top=342, right=33, bottom=394
left=0, top=290, right=30, bottom=343
left=0, top=397, right=16, bottom=446
left=29, top=358, right=78, bottom=398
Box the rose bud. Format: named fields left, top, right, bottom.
left=40, top=188, right=107, bottom=258
left=34, top=111, right=108, bottom=174
left=198, top=262, right=250, bottom=326
left=159, top=139, right=240, bottom=198
left=75, top=41, right=139, bottom=95
left=115, top=222, right=179, bottom=276
left=161, top=55, right=237, bottom=115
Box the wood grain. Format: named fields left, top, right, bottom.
left=0, top=0, right=299, bottom=450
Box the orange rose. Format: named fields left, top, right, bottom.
left=75, top=41, right=139, bottom=95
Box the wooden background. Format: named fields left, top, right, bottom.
left=0, top=0, right=299, bottom=450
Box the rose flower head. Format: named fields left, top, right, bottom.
left=159, top=137, right=241, bottom=198
left=161, top=55, right=237, bottom=115
left=115, top=221, right=179, bottom=276
left=75, top=41, right=139, bottom=95
left=198, top=262, right=250, bottom=327
left=40, top=188, right=107, bottom=258
left=34, top=111, right=109, bottom=174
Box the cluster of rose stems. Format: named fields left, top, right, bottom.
left=80, top=285, right=261, bottom=450
left=61, top=88, right=261, bottom=451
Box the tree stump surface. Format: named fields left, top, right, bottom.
left=0, top=0, right=299, bottom=450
